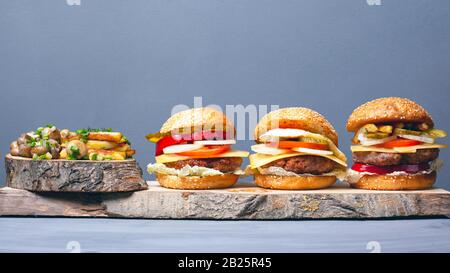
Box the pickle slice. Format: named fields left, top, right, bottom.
left=365, top=132, right=389, bottom=139
left=300, top=137, right=328, bottom=145
left=362, top=124, right=378, bottom=133
left=395, top=123, right=405, bottom=129
left=426, top=128, right=447, bottom=138
left=394, top=128, right=422, bottom=136
left=378, top=125, right=393, bottom=134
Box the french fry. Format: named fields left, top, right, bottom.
left=61, top=135, right=81, bottom=144
left=85, top=140, right=118, bottom=150
left=87, top=132, right=123, bottom=143
left=112, top=143, right=131, bottom=152
left=126, top=149, right=136, bottom=157
left=88, top=149, right=126, bottom=160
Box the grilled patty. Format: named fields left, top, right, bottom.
left=165, top=157, right=243, bottom=173
left=264, top=156, right=336, bottom=175
left=353, top=148, right=439, bottom=166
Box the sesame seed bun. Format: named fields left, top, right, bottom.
left=346, top=97, right=434, bottom=132
left=156, top=173, right=239, bottom=190
left=254, top=107, right=339, bottom=145
left=160, top=107, right=235, bottom=135
left=254, top=174, right=336, bottom=190
left=351, top=172, right=436, bottom=190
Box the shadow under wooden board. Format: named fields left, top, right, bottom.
left=1, top=182, right=449, bottom=219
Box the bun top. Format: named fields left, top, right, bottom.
left=160, top=107, right=235, bottom=135
left=346, top=97, right=434, bottom=132
left=254, top=107, right=339, bottom=145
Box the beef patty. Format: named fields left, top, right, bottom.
left=165, top=157, right=243, bottom=173
left=264, top=156, right=336, bottom=175
left=353, top=148, right=439, bottom=166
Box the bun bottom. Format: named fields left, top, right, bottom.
left=254, top=174, right=336, bottom=190
left=351, top=172, right=436, bottom=190
left=156, top=173, right=239, bottom=190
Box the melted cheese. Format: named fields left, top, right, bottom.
left=249, top=152, right=347, bottom=169
left=155, top=150, right=249, bottom=164
left=351, top=144, right=447, bottom=154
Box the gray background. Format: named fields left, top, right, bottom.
left=1, top=0, right=450, bottom=188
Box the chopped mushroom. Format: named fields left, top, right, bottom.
left=41, top=126, right=61, bottom=142
left=10, top=141, right=20, bottom=156
left=18, top=143, right=32, bottom=157
left=65, top=140, right=88, bottom=160
left=31, top=143, right=49, bottom=156
left=47, top=139, right=61, bottom=159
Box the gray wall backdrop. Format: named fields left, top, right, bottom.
left=1, top=0, right=449, bottom=188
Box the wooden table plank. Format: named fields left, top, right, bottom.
left=1, top=182, right=449, bottom=219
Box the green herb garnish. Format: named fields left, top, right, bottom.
left=45, top=140, right=51, bottom=151
left=121, top=136, right=131, bottom=145
left=36, top=127, right=44, bottom=135
left=68, top=145, right=80, bottom=160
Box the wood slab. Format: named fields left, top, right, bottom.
left=1, top=182, right=449, bottom=219
left=5, top=154, right=147, bottom=192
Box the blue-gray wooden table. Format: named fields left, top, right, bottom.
left=1, top=217, right=449, bottom=253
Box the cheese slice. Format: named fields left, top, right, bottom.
left=351, top=143, right=447, bottom=154
left=155, top=150, right=249, bottom=164
left=249, top=152, right=347, bottom=169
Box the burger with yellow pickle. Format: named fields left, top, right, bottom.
left=248, top=107, right=347, bottom=190
left=146, top=107, right=249, bottom=189
left=346, top=97, right=447, bottom=190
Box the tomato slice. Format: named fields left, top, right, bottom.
left=352, top=163, right=429, bottom=175
left=155, top=136, right=187, bottom=156
left=268, top=141, right=328, bottom=150
left=376, top=139, right=422, bottom=149
left=177, top=145, right=231, bottom=157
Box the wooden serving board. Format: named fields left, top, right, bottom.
left=1, top=182, right=449, bottom=219
left=5, top=154, right=147, bottom=192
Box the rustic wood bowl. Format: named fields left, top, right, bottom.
left=5, top=154, right=147, bottom=192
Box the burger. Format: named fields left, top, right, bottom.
left=248, top=107, right=347, bottom=190
left=146, top=107, right=249, bottom=189
left=346, top=97, right=447, bottom=190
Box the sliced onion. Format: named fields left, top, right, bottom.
left=163, top=143, right=204, bottom=154
left=398, top=134, right=434, bottom=144
left=291, top=147, right=333, bottom=156
left=259, top=128, right=309, bottom=141
left=251, top=144, right=290, bottom=155
left=358, top=134, right=396, bottom=146
left=193, top=140, right=236, bottom=145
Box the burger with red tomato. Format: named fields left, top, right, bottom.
left=248, top=107, right=348, bottom=190
left=346, top=97, right=447, bottom=190
left=146, top=107, right=249, bottom=189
